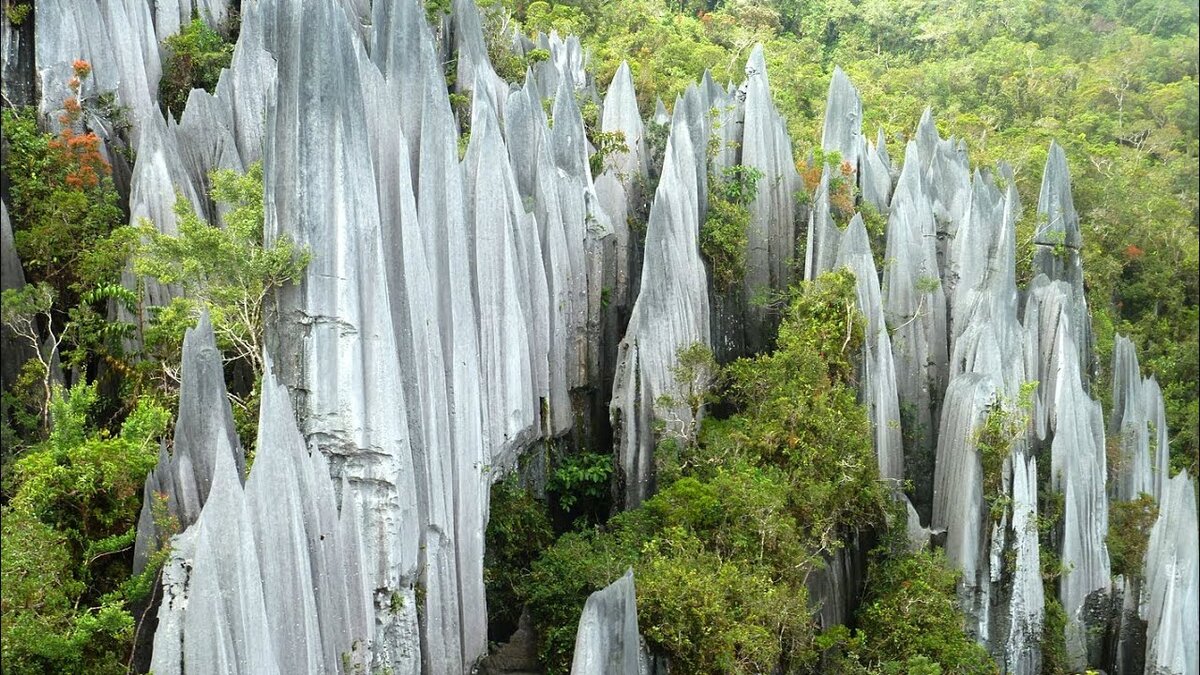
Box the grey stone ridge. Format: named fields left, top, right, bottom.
left=570, top=569, right=648, bottom=675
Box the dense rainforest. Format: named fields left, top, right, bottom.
left=0, top=0, right=1196, bottom=673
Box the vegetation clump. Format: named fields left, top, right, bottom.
left=701, top=164, right=764, bottom=292
left=0, top=383, right=170, bottom=674
left=1106, top=493, right=1158, bottom=578
left=158, top=18, right=235, bottom=119
left=520, top=272, right=891, bottom=673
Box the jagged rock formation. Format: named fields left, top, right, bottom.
left=610, top=84, right=711, bottom=509
left=569, top=569, right=646, bottom=675
left=820, top=66, right=861, bottom=170
left=132, top=312, right=243, bottom=574
left=883, top=139, right=949, bottom=521
left=133, top=311, right=369, bottom=674
left=13, top=3, right=1185, bottom=672
left=836, top=214, right=902, bottom=483
left=1109, top=335, right=1171, bottom=503
left=1142, top=472, right=1199, bottom=674
left=1033, top=141, right=1095, bottom=386
left=932, top=373, right=1001, bottom=636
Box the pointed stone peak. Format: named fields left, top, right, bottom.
left=1035, top=140, right=1080, bottom=248
left=822, top=65, right=863, bottom=169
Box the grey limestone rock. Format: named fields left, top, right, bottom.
left=1047, top=320, right=1111, bottom=670
left=837, top=214, right=902, bottom=483
left=859, top=130, right=893, bottom=214
left=742, top=45, right=799, bottom=311
left=1141, top=472, right=1199, bottom=675
left=601, top=61, right=648, bottom=203
left=133, top=312, right=242, bottom=575
left=883, top=140, right=949, bottom=520
left=611, top=86, right=711, bottom=509
left=1, top=200, right=33, bottom=392
left=262, top=1, right=421, bottom=669
left=948, top=170, right=1025, bottom=398
left=804, top=163, right=842, bottom=281
left=1, top=5, right=35, bottom=107
left=931, top=373, right=1000, bottom=638
left=1033, top=141, right=1094, bottom=385
left=451, top=0, right=509, bottom=108
left=1003, top=450, right=1044, bottom=675
left=462, top=90, right=541, bottom=466
left=570, top=569, right=646, bottom=675
left=821, top=66, right=862, bottom=172
left=243, top=364, right=373, bottom=674
left=1109, top=335, right=1170, bottom=503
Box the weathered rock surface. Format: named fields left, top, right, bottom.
left=570, top=569, right=646, bottom=675
left=611, top=86, right=711, bottom=509
left=932, top=373, right=1000, bottom=638
left=837, top=214, right=902, bottom=482
left=1, top=200, right=33, bottom=391
left=133, top=312, right=242, bottom=575
left=1141, top=472, right=1199, bottom=675
left=1033, top=141, right=1094, bottom=386
left=1109, top=335, right=1171, bottom=503
left=883, top=140, right=949, bottom=521
left=820, top=66, right=862, bottom=171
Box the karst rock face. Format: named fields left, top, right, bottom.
left=8, top=1, right=1184, bottom=672
left=569, top=569, right=647, bottom=675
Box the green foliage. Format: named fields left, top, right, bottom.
left=847, top=549, right=995, bottom=673
left=0, top=108, right=126, bottom=314
left=424, top=0, right=450, bottom=24
left=589, top=129, right=629, bottom=177
left=1041, top=597, right=1070, bottom=675
left=701, top=165, right=764, bottom=291
left=483, top=476, right=554, bottom=639
left=159, top=18, right=234, bottom=119
left=523, top=272, right=889, bottom=673
left=129, top=162, right=309, bottom=447
left=1, top=383, right=169, bottom=674
left=548, top=450, right=613, bottom=516
left=1106, top=493, right=1159, bottom=578
left=5, top=2, right=30, bottom=25
left=975, top=382, right=1036, bottom=521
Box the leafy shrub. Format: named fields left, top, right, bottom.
left=129, top=161, right=309, bottom=449
left=852, top=549, right=995, bottom=673
left=1106, top=493, right=1158, bottom=578
left=0, top=383, right=169, bottom=674
left=701, top=165, right=764, bottom=291
left=484, top=476, right=554, bottom=640
left=158, top=18, right=234, bottom=119
left=547, top=450, right=613, bottom=519
left=523, top=272, right=889, bottom=673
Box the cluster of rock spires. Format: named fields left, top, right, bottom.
left=2, top=0, right=1196, bottom=673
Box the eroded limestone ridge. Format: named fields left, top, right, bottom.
left=19, top=0, right=1190, bottom=672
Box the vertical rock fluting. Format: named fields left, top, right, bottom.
left=569, top=569, right=647, bottom=675
left=610, top=86, right=711, bottom=509
left=932, top=373, right=1001, bottom=638
left=836, top=214, right=902, bottom=483
left=1, top=201, right=34, bottom=392
left=1109, top=335, right=1171, bottom=503
left=739, top=44, right=800, bottom=354
left=883, top=139, right=949, bottom=522
left=132, top=312, right=243, bottom=575
left=1033, top=141, right=1094, bottom=387
left=1023, top=277, right=1111, bottom=672
left=1141, top=472, right=1199, bottom=674
left=67, top=15, right=1187, bottom=672
left=262, top=1, right=422, bottom=669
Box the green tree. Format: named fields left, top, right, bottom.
left=1, top=383, right=170, bottom=674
